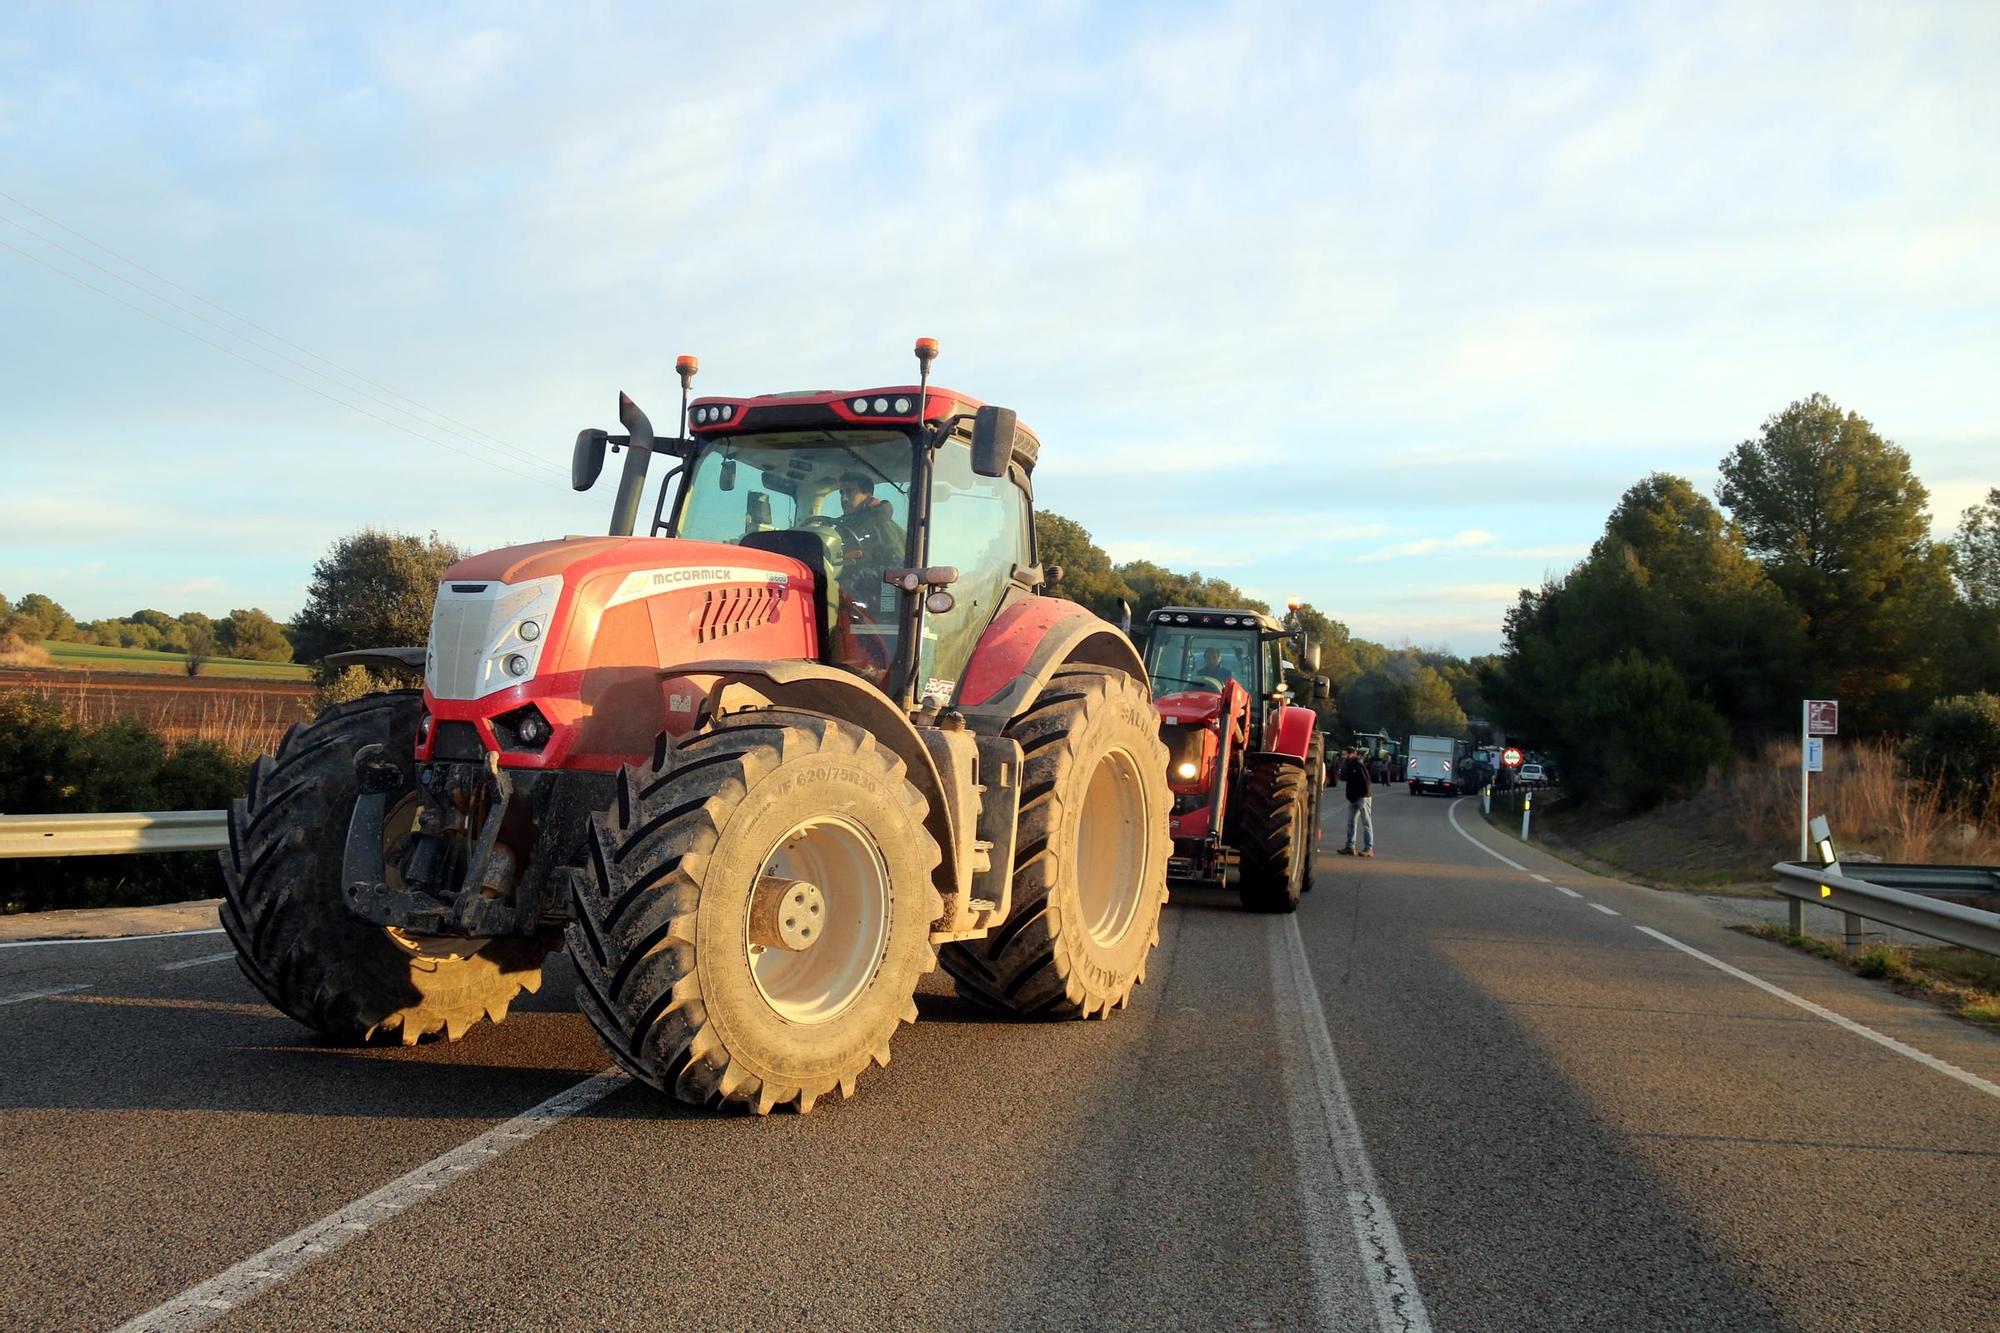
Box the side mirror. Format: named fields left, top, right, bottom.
left=1313, top=675, right=1331, bottom=701
left=572, top=429, right=609, bottom=491
left=1117, top=598, right=1133, bottom=635
left=1301, top=638, right=1321, bottom=673
left=970, top=405, right=1016, bottom=478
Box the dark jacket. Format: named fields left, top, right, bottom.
left=1340, top=757, right=1372, bottom=802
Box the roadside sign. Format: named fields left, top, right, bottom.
left=1501, top=747, right=1523, bottom=768
left=1806, top=700, right=1838, bottom=735
left=1805, top=737, right=1824, bottom=773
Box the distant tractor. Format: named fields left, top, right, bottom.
left=220, top=340, right=1171, bottom=1114
left=1142, top=605, right=1328, bottom=912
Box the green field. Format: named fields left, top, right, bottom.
left=40, top=640, right=312, bottom=681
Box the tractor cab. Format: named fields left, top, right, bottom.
left=570, top=344, right=1041, bottom=713
left=1144, top=606, right=1327, bottom=748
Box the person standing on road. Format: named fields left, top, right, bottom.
left=1337, top=746, right=1375, bottom=857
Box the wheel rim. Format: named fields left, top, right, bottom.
left=1076, top=745, right=1149, bottom=946
left=746, top=815, right=891, bottom=1024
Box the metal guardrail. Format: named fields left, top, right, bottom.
left=0, top=811, right=229, bottom=859
left=1771, top=859, right=2000, bottom=956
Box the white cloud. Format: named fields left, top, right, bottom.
left=1353, top=530, right=1496, bottom=564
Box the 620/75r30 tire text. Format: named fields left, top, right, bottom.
left=568, top=711, right=942, bottom=1114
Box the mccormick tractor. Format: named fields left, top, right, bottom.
left=1142, top=605, right=1327, bottom=912
left=220, top=340, right=1171, bottom=1114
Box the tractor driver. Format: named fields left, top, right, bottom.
left=836, top=472, right=906, bottom=591
left=1197, top=646, right=1239, bottom=689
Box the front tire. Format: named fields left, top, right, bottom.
left=1238, top=756, right=1308, bottom=913
left=939, top=667, right=1170, bottom=1018
left=568, top=712, right=942, bottom=1113
left=219, top=692, right=555, bottom=1044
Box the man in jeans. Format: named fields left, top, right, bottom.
left=1337, top=746, right=1375, bottom=857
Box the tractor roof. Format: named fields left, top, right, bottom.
left=1147, top=606, right=1285, bottom=633
left=684, top=385, right=1042, bottom=474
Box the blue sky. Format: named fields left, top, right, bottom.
left=3, top=1, right=1997, bottom=654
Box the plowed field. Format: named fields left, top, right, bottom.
left=0, top=666, right=315, bottom=751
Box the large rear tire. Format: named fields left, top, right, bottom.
left=1237, top=756, right=1308, bottom=913
left=219, top=692, right=556, bottom=1044
left=939, top=667, right=1170, bottom=1019
left=568, top=711, right=942, bottom=1114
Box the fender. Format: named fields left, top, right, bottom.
left=1263, top=702, right=1318, bottom=762
left=955, top=595, right=1148, bottom=732
left=662, top=659, right=962, bottom=910
left=325, top=646, right=426, bottom=675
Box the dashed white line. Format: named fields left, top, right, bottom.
left=112, top=1069, right=628, bottom=1332
left=0, top=927, right=226, bottom=950
left=1552, top=886, right=1583, bottom=899
left=1588, top=903, right=1621, bottom=917
left=1633, top=926, right=2000, bottom=1101
left=1273, top=915, right=1433, bottom=1332
left=0, top=983, right=90, bottom=1006
left=159, top=951, right=239, bottom=972
left=1445, top=797, right=1528, bottom=872
left=1530, top=873, right=1550, bottom=883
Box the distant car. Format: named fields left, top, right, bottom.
left=1518, top=763, right=1546, bottom=785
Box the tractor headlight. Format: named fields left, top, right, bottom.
left=1176, top=760, right=1199, bottom=779
left=504, top=653, right=530, bottom=678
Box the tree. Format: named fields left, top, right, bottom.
left=291, top=529, right=464, bottom=682
left=1900, top=692, right=2000, bottom=810
left=13, top=593, right=76, bottom=642
left=1033, top=511, right=1134, bottom=620
left=1574, top=654, right=1730, bottom=808
left=219, top=607, right=294, bottom=662
left=183, top=622, right=215, bottom=677
left=1953, top=487, right=2000, bottom=609
left=1716, top=395, right=1947, bottom=725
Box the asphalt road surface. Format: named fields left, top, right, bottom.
left=5, top=792, right=1997, bottom=1331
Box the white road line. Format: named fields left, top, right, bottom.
left=1445, top=798, right=1528, bottom=872
left=1273, top=916, right=1433, bottom=1333
left=1530, top=873, right=1550, bottom=883
left=159, top=951, right=239, bottom=972
left=1589, top=903, right=1621, bottom=917
left=0, top=983, right=90, bottom=1006
left=112, top=1069, right=628, bottom=1332
left=1553, top=886, right=1583, bottom=899
left=0, top=927, right=226, bottom=951
left=1633, top=927, right=2000, bottom=1102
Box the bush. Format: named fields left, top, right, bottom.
left=1576, top=653, right=1731, bottom=810
left=1900, top=693, right=2000, bottom=811
left=0, top=692, right=251, bottom=914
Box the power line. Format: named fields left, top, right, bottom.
left=0, top=190, right=559, bottom=476
left=0, top=236, right=550, bottom=484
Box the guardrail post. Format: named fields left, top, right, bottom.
left=1843, top=912, right=1864, bottom=954
left=1481, top=784, right=1491, bottom=815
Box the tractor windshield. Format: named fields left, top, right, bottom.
left=1144, top=628, right=1260, bottom=699
left=673, top=429, right=916, bottom=686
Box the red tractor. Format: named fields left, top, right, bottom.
left=1141, top=606, right=1328, bottom=912
left=220, top=341, right=1171, bottom=1114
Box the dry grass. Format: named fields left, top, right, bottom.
left=9, top=677, right=299, bottom=756
left=1725, top=737, right=2000, bottom=865
left=1743, top=922, right=2000, bottom=1028
left=0, top=632, right=52, bottom=668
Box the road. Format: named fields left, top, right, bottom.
left=4, top=792, right=1997, bottom=1331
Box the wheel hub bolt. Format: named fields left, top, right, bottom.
left=748, top=876, right=825, bottom=952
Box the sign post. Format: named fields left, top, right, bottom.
left=1801, top=700, right=1838, bottom=861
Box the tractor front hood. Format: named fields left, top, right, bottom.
left=1155, top=689, right=1225, bottom=728
left=418, top=535, right=818, bottom=771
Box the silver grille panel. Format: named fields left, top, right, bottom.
left=425, top=575, right=565, bottom=701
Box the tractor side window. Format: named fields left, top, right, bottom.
left=918, top=441, right=1026, bottom=702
